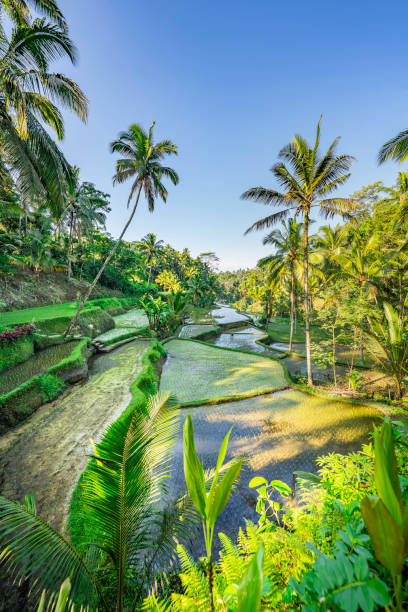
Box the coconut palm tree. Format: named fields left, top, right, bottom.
left=0, top=392, right=200, bottom=611
left=64, top=122, right=179, bottom=336
left=0, top=0, right=66, bottom=28
left=376, top=171, right=408, bottom=226
left=242, top=118, right=355, bottom=385
left=258, top=218, right=303, bottom=351
left=60, top=169, right=110, bottom=279
left=0, top=18, right=88, bottom=216
left=336, top=235, right=381, bottom=362
left=136, top=232, right=164, bottom=285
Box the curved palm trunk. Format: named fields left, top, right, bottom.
left=67, top=209, right=74, bottom=281
left=289, top=262, right=295, bottom=352
left=303, top=212, right=313, bottom=385
left=63, top=183, right=143, bottom=337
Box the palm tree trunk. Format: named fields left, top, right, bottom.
left=359, top=283, right=364, bottom=363
left=289, top=263, right=295, bottom=352
left=67, top=209, right=74, bottom=281
left=63, top=183, right=143, bottom=337
left=303, top=211, right=313, bottom=385
left=332, top=325, right=337, bottom=387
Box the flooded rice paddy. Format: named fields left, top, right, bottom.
left=169, top=389, right=382, bottom=555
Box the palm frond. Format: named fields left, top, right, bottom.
left=0, top=495, right=101, bottom=607
left=378, top=129, right=408, bottom=164
left=244, top=208, right=295, bottom=234
left=77, top=392, right=179, bottom=606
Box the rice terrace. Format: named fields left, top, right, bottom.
left=0, top=1, right=407, bottom=611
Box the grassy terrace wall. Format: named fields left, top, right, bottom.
left=0, top=334, right=34, bottom=372
left=69, top=339, right=166, bottom=550
left=0, top=338, right=90, bottom=433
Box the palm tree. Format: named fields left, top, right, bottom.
left=0, top=392, right=199, bottom=611
left=136, top=232, right=164, bottom=285
left=336, top=235, right=381, bottom=362
left=0, top=18, right=88, bottom=216
left=258, top=218, right=303, bottom=351
left=376, top=171, right=408, bottom=226
left=60, top=169, right=110, bottom=279
left=242, top=118, right=355, bottom=385
left=0, top=0, right=66, bottom=28
left=363, top=303, right=408, bottom=399
left=64, top=122, right=179, bottom=336
left=315, top=224, right=346, bottom=272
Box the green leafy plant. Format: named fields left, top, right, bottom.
left=285, top=524, right=390, bottom=611
left=183, top=414, right=242, bottom=611
left=249, top=476, right=292, bottom=528
left=361, top=418, right=408, bottom=611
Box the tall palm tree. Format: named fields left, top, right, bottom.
left=0, top=18, right=88, bottom=215
left=258, top=218, right=303, bottom=351
left=136, top=232, right=164, bottom=285
left=242, top=119, right=355, bottom=385
left=64, top=122, right=178, bottom=336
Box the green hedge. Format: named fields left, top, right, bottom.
left=0, top=334, right=34, bottom=372
left=0, top=338, right=90, bottom=433
left=69, top=339, right=166, bottom=551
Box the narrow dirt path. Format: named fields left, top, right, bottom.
left=0, top=340, right=150, bottom=532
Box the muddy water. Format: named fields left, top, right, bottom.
left=0, top=340, right=150, bottom=531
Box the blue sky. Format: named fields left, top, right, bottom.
left=56, top=0, right=408, bottom=270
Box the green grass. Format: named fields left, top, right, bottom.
left=1, top=302, right=83, bottom=326
left=160, top=338, right=287, bottom=404
left=0, top=297, right=136, bottom=327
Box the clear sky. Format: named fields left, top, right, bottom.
left=56, top=0, right=408, bottom=270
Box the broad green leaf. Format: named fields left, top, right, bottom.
left=206, top=427, right=233, bottom=517
left=270, top=480, right=292, bottom=497
left=361, top=496, right=405, bottom=576
left=294, top=470, right=321, bottom=484
left=183, top=415, right=206, bottom=518
left=208, top=459, right=242, bottom=527
left=373, top=425, right=403, bottom=525
left=236, top=544, right=264, bottom=612
left=249, top=476, right=268, bottom=488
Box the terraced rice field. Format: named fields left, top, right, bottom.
left=160, top=339, right=287, bottom=403
left=169, top=390, right=382, bottom=555
left=0, top=340, right=79, bottom=394
left=113, top=308, right=148, bottom=329
left=0, top=340, right=150, bottom=531
left=211, top=304, right=251, bottom=325
left=178, top=324, right=219, bottom=338
left=93, top=326, right=138, bottom=343
left=213, top=326, right=281, bottom=355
